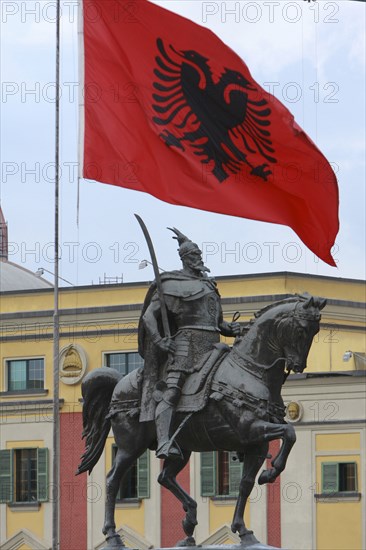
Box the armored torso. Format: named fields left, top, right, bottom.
left=162, top=276, right=222, bottom=332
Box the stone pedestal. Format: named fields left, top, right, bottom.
left=159, top=546, right=283, bottom=550
left=101, top=545, right=283, bottom=550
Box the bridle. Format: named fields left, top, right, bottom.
left=282, top=300, right=320, bottom=383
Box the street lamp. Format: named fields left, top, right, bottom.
left=343, top=351, right=366, bottom=370
left=35, top=267, right=74, bottom=286
left=138, top=259, right=165, bottom=272
left=342, top=351, right=353, bottom=362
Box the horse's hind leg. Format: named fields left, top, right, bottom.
left=103, top=447, right=140, bottom=548
left=158, top=450, right=198, bottom=547
left=231, top=444, right=268, bottom=545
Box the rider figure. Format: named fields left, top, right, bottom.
left=140, top=228, right=241, bottom=459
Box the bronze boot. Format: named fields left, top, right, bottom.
left=155, top=402, right=181, bottom=459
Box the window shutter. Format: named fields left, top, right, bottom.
left=137, top=451, right=150, bottom=499
left=322, top=462, right=339, bottom=493
left=228, top=452, right=242, bottom=496
left=37, top=448, right=49, bottom=502
left=0, top=449, right=13, bottom=503
left=201, top=452, right=216, bottom=496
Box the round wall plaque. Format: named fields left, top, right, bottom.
left=59, top=344, right=87, bottom=385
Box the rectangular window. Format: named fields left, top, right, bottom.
left=112, top=446, right=150, bottom=500
left=321, top=462, right=358, bottom=493
left=7, top=358, right=44, bottom=391
left=201, top=451, right=242, bottom=497
left=105, top=352, right=143, bottom=376
left=0, top=448, right=49, bottom=503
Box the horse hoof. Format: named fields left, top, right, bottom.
left=176, top=536, right=197, bottom=547
left=258, top=468, right=276, bottom=485
left=258, top=470, right=268, bottom=485
left=239, top=531, right=260, bottom=547
left=101, top=533, right=125, bottom=549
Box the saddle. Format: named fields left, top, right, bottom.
left=175, top=342, right=230, bottom=413
left=108, top=343, right=231, bottom=422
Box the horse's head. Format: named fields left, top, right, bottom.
left=275, top=296, right=326, bottom=373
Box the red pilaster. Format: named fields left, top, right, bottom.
left=60, top=411, right=87, bottom=550
left=161, top=461, right=190, bottom=547
left=266, top=440, right=281, bottom=548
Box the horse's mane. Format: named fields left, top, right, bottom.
left=253, top=294, right=310, bottom=320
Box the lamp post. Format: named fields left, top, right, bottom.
left=53, top=2, right=61, bottom=547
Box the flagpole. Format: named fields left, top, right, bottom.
left=52, top=0, right=61, bottom=548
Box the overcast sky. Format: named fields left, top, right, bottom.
left=1, top=0, right=365, bottom=287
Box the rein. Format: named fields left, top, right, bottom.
left=283, top=366, right=292, bottom=383
left=230, top=347, right=285, bottom=380
left=281, top=301, right=303, bottom=382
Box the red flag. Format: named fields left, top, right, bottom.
left=80, top=0, right=339, bottom=265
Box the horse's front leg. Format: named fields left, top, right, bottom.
left=231, top=445, right=268, bottom=546
left=158, top=450, right=198, bottom=547
left=249, top=420, right=296, bottom=485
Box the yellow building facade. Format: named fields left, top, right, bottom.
left=0, top=272, right=365, bottom=549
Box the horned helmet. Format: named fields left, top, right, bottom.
left=168, top=227, right=201, bottom=259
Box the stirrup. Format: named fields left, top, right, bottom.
left=156, top=440, right=182, bottom=460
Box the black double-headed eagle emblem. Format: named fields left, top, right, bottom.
left=152, top=38, right=277, bottom=183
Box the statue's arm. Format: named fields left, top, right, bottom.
left=142, top=297, right=176, bottom=354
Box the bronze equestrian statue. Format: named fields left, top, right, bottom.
left=139, top=226, right=241, bottom=459
left=77, top=223, right=326, bottom=549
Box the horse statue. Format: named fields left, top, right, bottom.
left=77, top=294, right=326, bottom=549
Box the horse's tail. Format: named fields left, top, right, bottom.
left=76, top=367, right=122, bottom=475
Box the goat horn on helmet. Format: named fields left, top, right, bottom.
left=167, top=227, right=201, bottom=259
